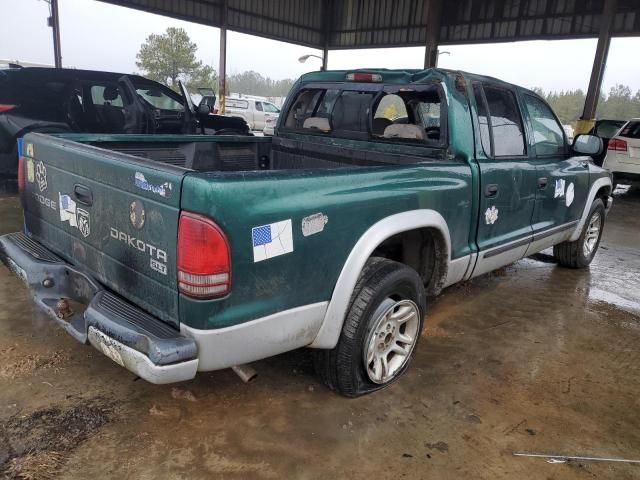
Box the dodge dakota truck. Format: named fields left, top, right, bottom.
left=0, top=68, right=612, bottom=397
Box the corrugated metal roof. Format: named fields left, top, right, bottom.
left=97, top=0, right=640, bottom=49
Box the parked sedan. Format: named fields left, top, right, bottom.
left=602, top=118, right=640, bottom=188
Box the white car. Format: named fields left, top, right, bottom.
left=263, top=115, right=278, bottom=136
left=224, top=96, right=280, bottom=131
left=602, top=118, right=640, bottom=188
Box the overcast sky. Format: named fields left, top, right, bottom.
left=1, top=0, right=639, bottom=94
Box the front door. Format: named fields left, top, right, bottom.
left=472, top=83, right=537, bottom=276
left=254, top=101, right=266, bottom=130
left=520, top=93, right=590, bottom=254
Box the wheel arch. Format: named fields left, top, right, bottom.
left=569, top=176, right=612, bottom=242
left=309, top=209, right=451, bottom=349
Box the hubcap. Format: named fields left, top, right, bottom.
left=364, top=298, right=420, bottom=384
left=583, top=211, right=602, bottom=258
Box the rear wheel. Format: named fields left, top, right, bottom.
left=554, top=199, right=605, bottom=268
left=314, top=257, right=426, bottom=397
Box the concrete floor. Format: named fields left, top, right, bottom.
left=1, top=187, right=639, bottom=479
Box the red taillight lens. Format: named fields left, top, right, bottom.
left=609, top=138, right=628, bottom=151
left=17, top=156, right=25, bottom=192
left=0, top=104, right=17, bottom=113
left=177, top=211, right=231, bottom=298
left=345, top=72, right=382, bottom=82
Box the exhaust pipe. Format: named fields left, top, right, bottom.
left=232, top=364, right=257, bottom=383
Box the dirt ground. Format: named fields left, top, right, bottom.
left=0, top=186, right=639, bottom=480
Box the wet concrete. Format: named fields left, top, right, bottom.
left=1, top=187, right=639, bottom=479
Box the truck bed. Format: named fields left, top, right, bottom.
left=59, top=133, right=445, bottom=172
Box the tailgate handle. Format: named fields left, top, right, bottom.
left=73, top=184, right=93, bottom=206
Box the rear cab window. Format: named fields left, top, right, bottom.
left=618, top=121, right=640, bottom=139
left=282, top=82, right=447, bottom=147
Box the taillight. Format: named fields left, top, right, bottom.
left=0, top=104, right=16, bottom=113
left=345, top=72, right=383, bottom=82
left=17, top=156, right=25, bottom=192
left=609, top=138, right=628, bottom=151
left=177, top=211, right=231, bottom=298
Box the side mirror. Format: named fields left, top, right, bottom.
left=573, top=134, right=603, bottom=156
left=197, top=104, right=210, bottom=115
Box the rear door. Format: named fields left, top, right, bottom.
left=22, top=133, right=187, bottom=327
left=472, top=83, right=537, bottom=276
left=253, top=101, right=266, bottom=130
left=520, top=93, right=589, bottom=254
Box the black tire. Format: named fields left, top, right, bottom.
left=554, top=198, right=605, bottom=268
left=314, top=257, right=426, bottom=397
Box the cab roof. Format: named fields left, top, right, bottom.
left=298, top=68, right=534, bottom=94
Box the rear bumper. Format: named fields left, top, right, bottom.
left=0, top=232, right=198, bottom=384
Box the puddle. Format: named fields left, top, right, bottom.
left=1, top=398, right=113, bottom=479
left=588, top=288, right=640, bottom=315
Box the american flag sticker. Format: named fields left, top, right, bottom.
left=252, top=219, right=293, bottom=263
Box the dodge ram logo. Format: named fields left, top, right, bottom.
left=35, top=161, right=47, bottom=192
left=77, top=209, right=91, bottom=237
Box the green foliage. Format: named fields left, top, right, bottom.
left=535, top=84, right=640, bottom=125
left=135, top=28, right=295, bottom=98
left=227, top=70, right=295, bottom=97
left=135, top=27, right=215, bottom=93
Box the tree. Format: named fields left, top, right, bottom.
left=136, top=27, right=215, bottom=93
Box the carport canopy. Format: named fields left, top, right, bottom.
left=64, top=0, right=640, bottom=126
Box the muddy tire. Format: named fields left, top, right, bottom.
left=554, top=199, right=605, bottom=268
left=314, top=257, right=426, bottom=397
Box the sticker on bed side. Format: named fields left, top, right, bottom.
left=554, top=179, right=566, bottom=198
left=565, top=182, right=575, bottom=207
left=134, top=172, right=173, bottom=198
left=485, top=205, right=499, bottom=225
left=26, top=158, right=35, bottom=183
left=252, top=219, right=293, bottom=263
left=302, top=213, right=328, bottom=237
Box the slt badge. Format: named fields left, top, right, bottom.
left=485, top=205, right=499, bottom=225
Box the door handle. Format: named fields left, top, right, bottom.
left=485, top=184, right=499, bottom=198
left=73, top=184, right=93, bottom=206
left=538, top=177, right=548, bottom=189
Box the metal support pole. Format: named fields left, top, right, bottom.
left=49, top=0, right=62, bottom=68
left=321, top=0, right=331, bottom=71
left=577, top=0, right=617, bottom=134
left=423, top=0, right=442, bottom=68
left=218, top=0, right=228, bottom=115
left=322, top=45, right=328, bottom=71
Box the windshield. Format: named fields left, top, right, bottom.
left=134, top=83, right=183, bottom=111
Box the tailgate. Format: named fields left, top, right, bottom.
left=21, top=133, right=187, bottom=327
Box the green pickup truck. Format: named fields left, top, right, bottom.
left=0, top=68, right=612, bottom=396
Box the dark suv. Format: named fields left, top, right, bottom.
left=0, top=67, right=247, bottom=178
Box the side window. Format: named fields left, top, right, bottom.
left=473, top=84, right=492, bottom=156
left=483, top=86, right=525, bottom=157
left=90, top=85, right=123, bottom=107
left=255, top=101, right=263, bottom=112
left=523, top=94, right=565, bottom=156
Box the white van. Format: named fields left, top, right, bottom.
left=224, top=96, right=280, bottom=131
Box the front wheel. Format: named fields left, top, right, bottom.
left=554, top=198, right=605, bottom=268
left=314, top=257, right=426, bottom=397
